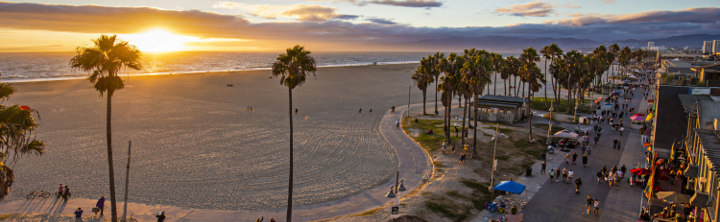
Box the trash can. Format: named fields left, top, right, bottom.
left=525, top=167, right=532, bottom=176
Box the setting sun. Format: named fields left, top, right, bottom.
left=119, top=29, right=193, bottom=52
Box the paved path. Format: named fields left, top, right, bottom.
left=521, top=88, right=646, bottom=222
left=0, top=105, right=433, bottom=221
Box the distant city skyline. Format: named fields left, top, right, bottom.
left=0, top=0, right=719, bottom=52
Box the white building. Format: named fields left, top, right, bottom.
left=703, top=41, right=714, bottom=54
left=714, top=40, right=720, bottom=54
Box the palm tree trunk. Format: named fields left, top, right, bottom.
left=422, top=89, right=427, bottom=115
left=461, top=97, right=467, bottom=146
left=434, top=80, right=438, bottom=115
left=566, top=73, right=572, bottom=114
left=504, top=78, right=507, bottom=96
left=472, top=92, right=478, bottom=158
left=543, top=59, right=548, bottom=104
left=106, top=94, right=118, bottom=222
left=493, top=73, right=497, bottom=95
left=528, top=85, right=534, bottom=141
left=287, top=88, right=294, bottom=222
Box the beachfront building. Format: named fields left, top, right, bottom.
left=692, top=64, right=720, bottom=86
left=715, top=40, right=720, bottom=54
left=473, top=95, right=526, bottom=124
left=683, top=125, right=720, bottom=222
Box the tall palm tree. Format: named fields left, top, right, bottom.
left=591, top=45, right=609, bottom=88
left=609, top=43, right=620, bottom=82
left=519, top=47, right=541, bottom=141
left=271, top=45, right=317, bottom=222
left=70, top=35, right=142, bottom=222
left=500, top=56, right=520, bottom=97
left=430, top=53, right=444, bottom=115
left=413, top=58, right=434, bottom=115
left=618, top=47, right=632, bottom=77
left=490, top=53, right=503, bottom=95
left=437, top=53, right=464, bottom=143
left=461, top=49, right=493, bottom=157
left=542, top=44, right=563, bottom=105
left=563, top=50, right=585, bottom=114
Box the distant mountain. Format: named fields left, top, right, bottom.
left=398, top=34, right=720, bottom=52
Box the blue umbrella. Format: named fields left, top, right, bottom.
left=493, top=180, right=526, bottom=194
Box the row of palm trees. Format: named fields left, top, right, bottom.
left=412, top=44, right=650, bottom=155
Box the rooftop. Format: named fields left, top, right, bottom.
left=476, top=95, right=525, bottom=109
left=653, top=85, right=693, bottom=149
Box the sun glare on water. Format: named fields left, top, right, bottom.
left=119, top=29, right=193, bottom=52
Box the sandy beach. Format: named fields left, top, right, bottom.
left=5, top=64, right=427, bottom=211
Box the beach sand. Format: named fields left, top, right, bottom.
left=5, top=64, right=426, bottom=211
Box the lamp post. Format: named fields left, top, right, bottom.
left=547, top=101, right=554, bottom=144
left=489, top=121, right=499, bottom=191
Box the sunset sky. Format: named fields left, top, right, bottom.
left=0, top=0, right=718, bottom=52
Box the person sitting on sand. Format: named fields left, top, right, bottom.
left=426, top=129, right=433, bottom=134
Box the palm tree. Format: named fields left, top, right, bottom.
left=413, top=58, right=434, bottom=115
left=500, top=56, right=520, bottom=97
left=271, top=45, right=317, bottom=222
left=461, top=49, right=493, bottom=157
left=519, top=47, right=541, bottom=141
left=563, top=50, right=585, bottom=114
left=70, top=35, right=142, bottom=222
left=541, top=44, right=563, bottom=106
left=591, top=46, right=609, bottom=88
left=0, top=79, right=45, bottom=201
left=437, top=53, right=464, bottom=143
left=430, top=53, right=444, bottom=115
left=618, top=47, right=632, bottom=77
left=609, top=44, right=620, bottom=82
left=490, top=53, right=503, bottom=95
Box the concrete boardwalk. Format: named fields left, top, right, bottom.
left=521, top=88, right=647, bottom=222
left=0, top=105, right=433, bottom=221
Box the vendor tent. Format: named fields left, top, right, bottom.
left=553, top=130, right=579, bottom=139
left=494, top=181, right=526, bottom=194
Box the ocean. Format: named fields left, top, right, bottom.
left=0, top=51, right=433, bottom=82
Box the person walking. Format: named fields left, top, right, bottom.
left=568, top=169, right=575, bottom=184
left=549, top=168, right=555, bottom=183
left=95, top=196, right=105, bottom=216
left=57, top=183, right=64, bottom=199
left=62, top=185, right=71, bottom=201
left=541, top=161, right=546, bottom=174
left=156, top=211, right=166, bottom=222
left=459, top=151, right=467, bottom=165
left=575, top=177, right=583, bottom=194
left=593, top=199, right=600, bottom=216
left=74, top=208, right=83, bottom=221
left=564, top=154, right=570, bottom=165
left=613, top=138, right=618, bottom=149
left=586, top=195, right=593, bottom=215
left=562, top=168, right=568, bottom=183
left=582, top=154, right=588, bottom=168
left=596, top=171, right=603, bottom=184
left=572, top=152, right=578, bottom=165
left=555, top=168, right=561, bottom=183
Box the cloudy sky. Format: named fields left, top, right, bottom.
left=0, top=0, right=718, bottom=52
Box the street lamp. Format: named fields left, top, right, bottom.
left=547, top=101, right=554, bottom=144
left=489, top=121, right=500, bottom=191
left=386, top=171, right=403, bottom=217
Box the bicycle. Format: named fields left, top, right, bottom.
left=26, top=189, right=51, bottom=199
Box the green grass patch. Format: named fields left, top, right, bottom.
left=424, top=200, right=469, bottom=222
left=496, top=155, right=509, bottom=161
left=533, top=123, right=566, bottom=134
left=403, top=117, right=465, bottom=153
left=531, top=97, right=594, bottom=114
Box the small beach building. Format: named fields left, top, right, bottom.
left=473, top=95, right=526, bottom=124
left=692, top=63, right=720, bottom=86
